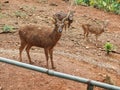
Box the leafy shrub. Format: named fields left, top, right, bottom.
left=2, top=25, right=13, bottom=33
left=75, top=0, right=120, bottom=14
left=104, top=41, right=114, bottom=55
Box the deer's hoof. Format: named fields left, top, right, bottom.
left=52, top=66, right=56, bottom=70
left=30, top=61, right=34, bottom=64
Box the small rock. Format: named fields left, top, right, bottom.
left=97, top=52, right=102, bottom=56
left=39, top=10, right=44, bottom=12
left=15, top=22, right=18, bottom=25
left=85, top=46, right=89, bottom=49
left=33, top=20, right=38, bottom=24
left=75, top=69, right=79, bottom=72
left=0, top=86, right=2, bottom=90
left=49, top=3, right=58, bottom=6
left=32, top=72, right=35, bottom=76
left=4, top=1, right=9, bottom=3
left=62, top=0, right=69, bottom=3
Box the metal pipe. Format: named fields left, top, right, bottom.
left=0, top=57, right=120, bottom=90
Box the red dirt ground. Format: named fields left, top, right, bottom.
left=0, top=0, right=120, bottom=90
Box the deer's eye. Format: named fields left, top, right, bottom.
left=58, top=29, right=62, bottom=33
left=55, top=23, right=59, bottom=27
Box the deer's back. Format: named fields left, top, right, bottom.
left=88, top=25, right=104, bottom=35
left=19, top=25, right=54, bottom=47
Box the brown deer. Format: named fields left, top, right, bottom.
left=82, top=20, right=109, bottom=41
left=53, top=10, right=75, bottom=31
left=101, top=75, right=114, bottom=90
left=19, top=12, right=70, bottom=69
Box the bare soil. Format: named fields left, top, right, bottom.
left=0, top=0, right=120, bottom=90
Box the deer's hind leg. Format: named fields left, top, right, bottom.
left=19, top=40, right=27, bottom=62
left=25, top=45, right=32, bottom=64
left=44, top=48, right=49, bottom=69
left=84, top=30, right=89, bottom=42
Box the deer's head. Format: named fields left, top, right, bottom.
left=68, top=10, right=75, bottom=21
left=53, top=11, right=71, bottom=33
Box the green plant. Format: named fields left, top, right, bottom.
left=0, top=13, right=4, bottom=18
left=14, top=11, right=27, bottom=18
left=2, top=25, right=13, bottom=33
left=75, top=0, right=88, bottom=6
left=0, top=13, right=7, bottom=18
left=104, top=41, right=114, bottom=55
left=75, top=0, right=120, bottom=14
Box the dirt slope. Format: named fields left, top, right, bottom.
left=0, top=0, right=120, bottom=90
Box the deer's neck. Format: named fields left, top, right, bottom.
left=50, top=27, right=62, bottom=44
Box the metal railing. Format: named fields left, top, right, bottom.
left=0, top=57, right=120, bottom=90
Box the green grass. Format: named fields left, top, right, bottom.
left=14, top=11, right=27, bottom=18
left=2, top=25, right=14, bottom=33
left=75, top=0, right=120, bottom=14
left=104, top=41, right=114, bottom=55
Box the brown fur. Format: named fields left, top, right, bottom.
left=53, top=11, right=74, bottom=31
left=82, top=20, right=108, bottom=41
left=19, top=22, right=64, bottom=69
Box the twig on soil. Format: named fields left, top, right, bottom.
left=0, top=30, right=17, bottom=34
left=101, top=49, right=120, bottom=54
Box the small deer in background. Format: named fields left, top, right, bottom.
left=53, top=10, right=75, bottom=31
left=101, top=75, right=114, bottom=90
left=19, top=12, right=70, bottom=69
left=82, top=20, right=109, bottom=41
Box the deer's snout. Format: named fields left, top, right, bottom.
left=58, top=27, right=63, bottom=33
